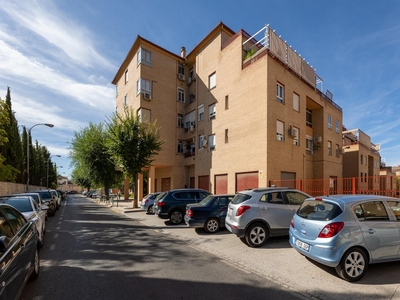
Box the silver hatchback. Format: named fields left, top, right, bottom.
left=225, top=187, right=310, bottom=247
left=289, top=195, right=400, bottom=282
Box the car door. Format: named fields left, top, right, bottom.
left=354, top=201, right=400, bottom=262
left=215, top=196, right=233, bottom=220
left=0, top=206, right=36, bottom=300
left=258, top=191, right=295, bottom=230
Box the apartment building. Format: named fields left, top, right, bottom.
left=342, top=128, right=381, bottom=193
left=112, top=22, right=343, bottom=197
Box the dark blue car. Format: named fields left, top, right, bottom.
left=184, top=194, right=235, bottom=233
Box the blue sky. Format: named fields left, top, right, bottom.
left=1, top=0, right=400, bottom=179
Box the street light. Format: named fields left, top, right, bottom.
left=26, top=123, right=54, bottom=191
left=47, top=155, right=61, bottom=188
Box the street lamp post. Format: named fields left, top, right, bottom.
left=26, top=123, right=54, bottom=191
left=47, top=155, right=61, bottom=188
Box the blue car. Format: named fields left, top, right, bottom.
left=289, top=195, right=400, bottom=282
left=185, top=194, right=235, bottom=233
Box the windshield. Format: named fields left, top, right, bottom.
left=199, top=195, right=214, bottom=206
left=0, top=198, right=32, bottom=212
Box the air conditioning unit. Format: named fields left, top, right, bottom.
left=143, top=93, right=151, bottom=100
left=277, top=135, right=284, bottom=141
left=187, top=77, right=192, bottom=85
left=178, top=73, right=185, bottom=81
left=209, top=145, right=215, bottom=150
left=189, top=125, right=195, bottom=132
left=288, top=126, right=296, bottom=138
left=202, top=139, right=208, bottom=148
left=313, top=136, right=322, bottom=143
left=210, top=112, right=216, bottom=119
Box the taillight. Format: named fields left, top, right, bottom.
left=290, top=217, right=294, bottom=228
left=158, top=201, right=166, bottom=206
left=143, top=199, right=148, bottom=203
left=236, top=205, right=251, bottom=216
left=187, top=209, right=193, bottom=218
left=318, top=222, right=344, bottom=238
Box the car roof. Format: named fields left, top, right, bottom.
left=306, top=194, right=400, bottom=205
left=238, top=187, right=308, bottom=194
left=167, top=188, right=211, bottom=193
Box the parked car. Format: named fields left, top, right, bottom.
left=185, top=194, right=235, bottom=233
left=289, top=194, right=400, bottom=282
left=0, top=196, right=47, bottom=247
left=8, top=192, right=49, bottom=220
left=49, top=189, right=61, bottom=210
left=154, top=189, right=212, bottom=224
left=140, top=192, right=161, bottom=214
left=57, top=190, right=66, bottom=201
left=29, top=190, right=56, bottom=217
left=225, top=187, right=311, bottom=247
left=0, top=203, right=40, bottom=299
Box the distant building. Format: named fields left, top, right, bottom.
left=112, top=22, right=343, bottom=198
left=57, top=175, right=68, bottom=186
left=342, top=128, right=381, bottom=193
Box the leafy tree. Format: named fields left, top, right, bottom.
left=69, top=122, right=123, bottom=198
left=0, top=97, right=19, bottom=181
left=105, top=108, right=163, bottom=208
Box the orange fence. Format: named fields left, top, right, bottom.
left=269, top=176, right=399, bottom=198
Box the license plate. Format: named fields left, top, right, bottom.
left=295, top=239, right=310, bottom=252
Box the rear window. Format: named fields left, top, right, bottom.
left=0, top=199, right=32, bottom=212
left=232, top=193, right=251, bottom=205
left=297, top=200, right=342, bottom=221
left=37, top=191, right=52, bottom=200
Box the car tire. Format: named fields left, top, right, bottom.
left=169, top=210, right=183, bottom=225
left=245, top=223, right=269, bottom=248
left=335, top=247, right=368, bottom=282
left=147, top=205, right=154, bottom=214
left=204, top=218, right=220, bottom=233
left=29, top=248, right=40, bottom=281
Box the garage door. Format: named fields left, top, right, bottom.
left=198, top=175, right=210, bottom=191
left=215, top=174, right=228, bottom=194
left=236, top=172, right=258, bottom=192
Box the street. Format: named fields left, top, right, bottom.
left=20, top=195, right=307, bottom=300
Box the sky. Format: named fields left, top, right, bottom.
left=1, top=0, right=400, bottom=179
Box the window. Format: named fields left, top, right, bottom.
left=178, top=88, right=185, bottom=103
left=209, top=72, right=216, bottom=89
left=209, top=134, right=216, bottom=150
left=360, top=154, right=363, bottom=164
left=225, top=129, right=228, bottom=143
left=225, top=95, right=229, bottom=110
left=125, top=70, right=128, bottom=84
left=387, top=201, right=400, bottom=220
left=138, top=108, right=151, bottom=123
left=124, top=95, right=128, bottom=107
left=209, top=103, right=216, bottom=120
left=335, top=144, right=340, bottom=157
left=335, top=120, right=339, bottom=133
left=177, top=140, right=184, bottom=153
left=199, top=135, right=205, bottom=150
left=306, top=136, right=313, bottom=153
left=328, top=141, right=332, bottom=155
left=189, top=94, right=195, bottom=103
left=328, top=114, right=332, bottom=129
left=178, top=63, right=185, bottom=76
left=137, top=78, right=152, bottom=96
left=306, top=108, right=312, bottom=128
left=276, top=120, right=284, bottom=141
left=276, top=83, right=284, bottom=103
left=137, top=48, right=152, bottom=66
left=291, top=127, right=299, bottom=146
left=354, top=201, right=389, bottom=221
left=293, top=93, right=300, bottom=111
left=189, top=67, right=194, bottom=81
left=198, top=105, right=204, bottom=121
left=177, top=114, right=184, bottom=128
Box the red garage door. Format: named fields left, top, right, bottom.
left=236, top=172, right=258, bottom=192
left=215, top=174, right=228, bottom=194
left=198, top=175, right=210, bottom=191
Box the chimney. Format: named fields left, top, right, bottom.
left=180, top=47, right=186, bottom=58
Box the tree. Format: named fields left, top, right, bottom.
left=0, top=97, right=19, bottom=181
left=105, top=108, right=163, bottom=208
left=69, top=122, right=123, bottom=198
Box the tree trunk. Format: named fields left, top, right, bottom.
left=133, top=173, right=138, bottom=208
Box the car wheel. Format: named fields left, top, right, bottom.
left=245, top=223, right=269, bottom=248
left=335, top=248, right=368, bottom=282
left=147, top=205, right=154, bottom=214
left=204, top=218, right=220, bottom=233
left=169, top=210, right=183, bottom=225
left=29, top=248, right=40, bottom=281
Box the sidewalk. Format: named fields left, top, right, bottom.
left=93, top=196, right=142, bottom=213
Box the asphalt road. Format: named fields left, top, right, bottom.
left=19, top=195, right=307, bottom=300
